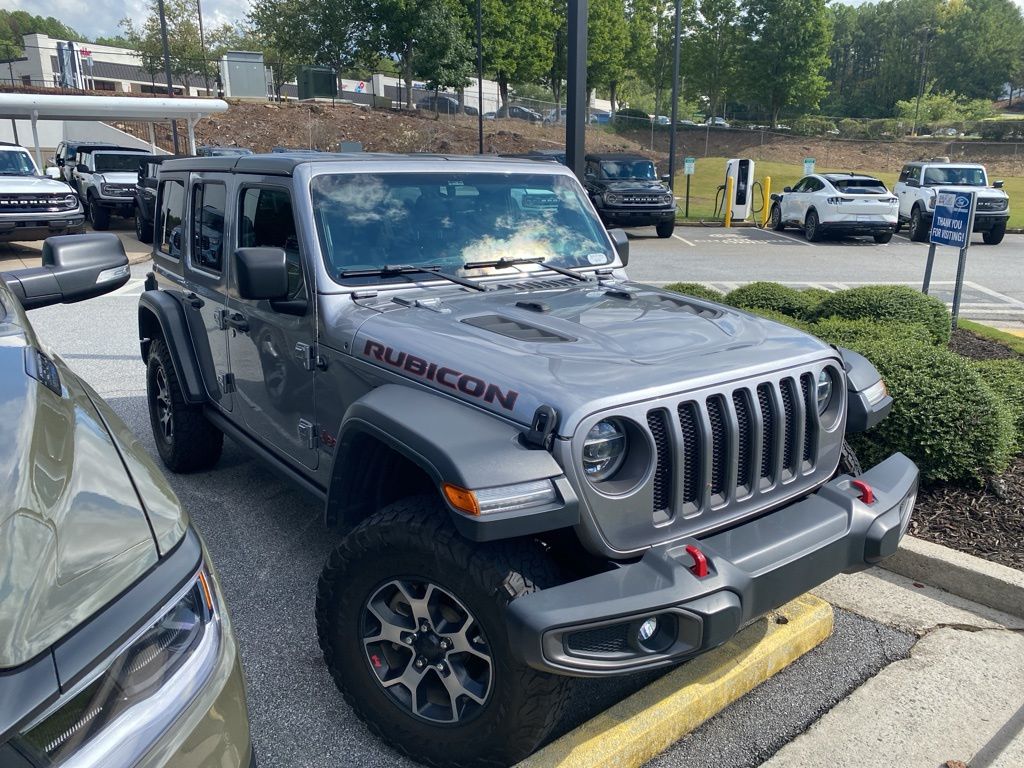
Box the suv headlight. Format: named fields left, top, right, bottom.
left=583, top=419, right=627, bottom=481
left=63, top=194, right=77, bottom=208
left=15, top=568, right=222, bottom=766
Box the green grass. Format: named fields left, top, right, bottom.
left=671, top=157, right=1024, bottom=228
left=958, top=319, right=1024, bottom=355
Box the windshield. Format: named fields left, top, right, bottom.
left=922, top=166, right=987, bottom=187
left=311, top=171, right=614, bottom=285
left=0, top=150, right=38, bottom=176
left=832, top=178, right=888, bottom=194
left=599, top=160, right=656, bottom=180
left=94, top=153, right=145, bottom=173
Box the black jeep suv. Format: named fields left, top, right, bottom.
left=584, top=153, right=676, bottom=238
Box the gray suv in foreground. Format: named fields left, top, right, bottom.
left=137, top=153, right=918, bottom=767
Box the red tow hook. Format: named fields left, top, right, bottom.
left=685, top=544, right=709, bottom=578
left=850, top=479, right=875, bottom=505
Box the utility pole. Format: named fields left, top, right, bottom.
left=565, top=0, right=588, bottom=179
left=667, top=0, right=681, bottom=191
left=476, top=0, right=484, bottom=154
left=158, top=0, right=181, bottom=152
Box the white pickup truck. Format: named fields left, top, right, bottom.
left=894, top=159, right=1009, bottom=244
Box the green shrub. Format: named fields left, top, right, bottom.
left=724, top=282, right=812, bottom=318
left=813, top=285, right=951, bottom=345
left=838, top=118, right=867, bottom=138
left=809, top=317, right=934, bottom=349
left=791, top=116, right=837, bottom=136
left=800, top=287, right=832, bottom=315
left=847, top=338, right=1015, bottom=484
left=663, top=282, right=724, bottom=302
left=741, top=308, right=812, bottom=332
left=972, top=358, right=1024, bottom=452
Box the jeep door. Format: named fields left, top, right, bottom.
left=182, top=173, right=233, bottom=411
left=227, top=182, right=318, bottom=470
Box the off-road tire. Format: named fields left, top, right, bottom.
left=656, top=220, right=675, bottom=238
left=838, top=440, right=862, bottom=477
left=908, top=206, right=928, bottom=242
left=770, top=203, right=785, bottom=231
left=146, top=338, right=223, bottom=472
left=983, top=222, right=1006, bottom=245
left=804, top=209, right=822, bottom=242
left=316, top=497, right=572, bottom=768
left=873, top=231, right=893, bottom=244
left=135, top=206, right=153, bottom=244
left=89, top=196, right=110, bottom=231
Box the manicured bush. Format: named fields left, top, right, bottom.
left=847, top=338, right=1015, bottom=484
left=800, top=287, right=832, bottom=316
left=972, top=358, right=1024, bottom=452
left=813, top=285, right=951, bottom=345
left=724, top=282, right=813, bottom=319
left=809, top=316, right=934, bottom=349
left=745, top=309, right=812, bottom=332
left=791, top=116, right=837, bottom=136
left=663, top=282, right=724, bottom=302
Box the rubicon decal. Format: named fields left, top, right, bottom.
left=363, top=340, right=519, bottom=411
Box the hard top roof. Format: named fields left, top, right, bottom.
left=79, top=145, right=149, bottom=154
left=585, top=152, right=652, bottom=162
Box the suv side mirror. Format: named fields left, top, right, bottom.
left=906, top=179, right=919, bottom=187
left=0, top=233, right=129, bottom=310
left=994, top=180, right=1004, bottom=189
left=783, top=186, right=792, bottom=193
left=608, top=228, right=629, bottom=266
left=75, top=163, right=88, bottom=173
left=44, top=167, right=62, bottom=179
left=660, top=174, right=672, bottom=183
left=235, top=247, right=289, bottom=301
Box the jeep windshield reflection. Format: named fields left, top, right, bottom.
left=310, top=172, right=614, bottom=285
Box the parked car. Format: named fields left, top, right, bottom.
left=53, top=140, right=116, bottom=183
left=676, top=119, right=697, bottom=127
left=197, top=145, right=255, bottom=157
left=0, top=232, right=253, bottom=768
left=71, top=146, right=150, bottom=230
left=0, top=142, right=85, bottom=243
left=135, top=151, right=916, bottom=767
left=415, top=94, right=479, bottom=116
left=589, top=111, right=611, bottom=125
left=543, top=107, right=568, bottom=125
left=769, top=173, right=898, bottom=243
left=655, top=115, right=671, bottom=126
left=894, top=159, right=1010, bottom=244
left=134, top=154, right=190, bottom=244
left=500, top=148, right=566, bottom=163
left=584, top=152, right=677, bottom=237
left=495, top=104, right=543, bottom=123
left=705, top=117, right=731, bottom=128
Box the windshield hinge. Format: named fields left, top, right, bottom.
left=294, top=342, right=325, bottom=372
left=298, top=419, right=320, bottom=450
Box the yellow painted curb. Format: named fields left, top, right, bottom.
left=996, top=327, right=1024, bottom=338
left=516, top=594, right=834, bottom=768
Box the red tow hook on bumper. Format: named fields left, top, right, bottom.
left=850, top=479, right=875, bottom=505
left=685, top=544, right=709, bottom=578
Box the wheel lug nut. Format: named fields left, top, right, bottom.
left=403, top=635, right=413, bottom=644
left=420, top=622, right=430, bottom=632
left=414, top=657, right=425, bottom=669
left=435, top=662, right=447, bottom=674
left=440, top=638, right=450, bottom=650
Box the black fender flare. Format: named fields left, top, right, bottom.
left=326, top=384, right=578, bottom=541
left=138, top=290, right=206, bottom=404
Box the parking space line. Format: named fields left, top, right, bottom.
left=963, top=281, right=1024, bottom=308
left=770, top=229, right=814, bottom=247
left=672, top=234, right=696, bottom=247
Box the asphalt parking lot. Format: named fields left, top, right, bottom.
left=23, top=248, right=916, bottom=768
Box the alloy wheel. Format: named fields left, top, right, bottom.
left=154, top=366, right=173, bottom=442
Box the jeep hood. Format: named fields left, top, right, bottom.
left=0, top=175, right=74, bottom=195
left=351, top=281, right=835, bottom=434
left=0, top=311, right=186, bottom=669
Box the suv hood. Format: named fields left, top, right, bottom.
left=0, top=174, right=73, bottom=195
left=95, top=171, right=137, bottom=185
left=925, top=184, right=1008, bottom=199
left=0, top=305, right=185, bottom=669
left=595, top=179, right=669, bottom=193
left=351, top=280, right=836, bottom=435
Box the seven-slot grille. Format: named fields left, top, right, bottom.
left=618, top=193, right=670, bottom=206
left=0, top=194, right=76, bottom=213
left=648, top=372, right=821, bottom=519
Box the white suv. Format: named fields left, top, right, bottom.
left=71, top=147, right=148, bottom=230
left=769, top=173, right=898, bottom=243
left=894, top=160, right=1010, bottom=244
left=0, top=142, right=85, bottom=243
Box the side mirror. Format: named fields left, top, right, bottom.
left=906, top=179, right=919, bottom=188
left=660, top=174, right=672, bottom=183
left=0, top=233, right=129, bottom=310
left=235, top=247, right=289, bottom=300
left=44, top=167, right=62, bottom=179
left=608, top=228, right=629, bottom=266
left=783, top=186, right=792, bottom=193
left=994, top=180, right=1005, bottom=189
left=75, top=163, right=88, bottom=173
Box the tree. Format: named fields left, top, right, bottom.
left=740, top=0, right=831, bottom=126
left=682, top=0, right=741, bottom=119
left=480, top=0, right=555, bottom=106
left=588, top=0, right=629, bottom=111
left=930, top=0, right=1024, bottom=101
left=248, top=0, right=361, bottom=73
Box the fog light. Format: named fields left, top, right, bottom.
left=637, top=617, right=658, bottom=643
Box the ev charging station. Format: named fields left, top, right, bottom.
left=724, top=158, right=756, bottom=221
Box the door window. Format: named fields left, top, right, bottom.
left=238, top=187, right=305, bottom=299
left=791, top=177, right=810, bottom=193
left=158, top=179, right=186, bottom=258
left=190, top=182, right=227, bottom=274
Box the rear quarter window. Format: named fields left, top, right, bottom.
left=157, top=179, right=186, bottom=258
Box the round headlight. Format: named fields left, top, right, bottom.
left=816, top=369, right=834, bottom=414
left=604, top=192, right=623, bottom=205
left=582, top=419, right=627, bottom=481
left=63, top=194, right=77, bottom=208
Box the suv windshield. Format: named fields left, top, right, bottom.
left=922, top=166, right=987, bottom=186
left=0, top=150, right=37, bottom=176
left=94, top=153, right=145, bottom=173
left=599, top=160, right=656, bottom=180
left=311, top=171, right=614, bottom=284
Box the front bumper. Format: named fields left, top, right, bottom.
left=914, top=211, right=1008, bottom=232
left=600, top=207, right=676, bottom=227
left=0, top=213, right=85, bottom=242
left=507, top=452, right=918, bottom=677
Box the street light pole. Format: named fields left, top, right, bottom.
left=476, top=0, right=484, bottom=154
left=157, top=0, right=180, bottom=153
left=565, top=0, right=588, bottom=179
left=197, top=0, right=210, bottom=96
left=667, top=0, right=681, bottom=191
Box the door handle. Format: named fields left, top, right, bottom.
left=225, top=312, right=249, bottom=333
left=185, top=292, right=204, bottom=309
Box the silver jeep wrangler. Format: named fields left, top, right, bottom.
left=137, top=153, right=918, bottom=767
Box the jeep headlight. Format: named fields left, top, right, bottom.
left=583, top=419, right=627, bottom=481
left=816, top=369, right=834, bottom=414
left=604, top=192, right=623, bottom=205
left=15, top=568, right=222, bottom=766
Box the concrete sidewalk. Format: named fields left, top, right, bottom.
left=761, top=569, right=1024, bottom=768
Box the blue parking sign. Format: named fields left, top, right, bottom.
left=929, top=190, right=976, bottom=248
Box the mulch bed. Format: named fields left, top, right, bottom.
left=911, top=457, right=1024, bottom=571
left=905, top=327, right=1024, bottom=571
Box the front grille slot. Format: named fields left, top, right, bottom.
left=647, top=409, right=671, bottom=520
left=780, top=379, right=797, bottom=476
left=757, top=384, right=775, bottom=482
left=677, top=403, right=701, bottom=507
left=706, top=396, right=728, bottom=498
left=733, top=390, right=753, bottom=491
left=800, top=374, right=816, bottom=465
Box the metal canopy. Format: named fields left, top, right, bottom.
left=0, top=93, right=229, bottom=167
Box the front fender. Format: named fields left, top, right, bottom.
left=138, top=290, right=206, bottom=404
left=327, top=385, right=579, bottom=541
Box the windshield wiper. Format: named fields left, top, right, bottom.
left=338, top=264, right=486, bottom=292
left=461, top=256, right=590, bottom=281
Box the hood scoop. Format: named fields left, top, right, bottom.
left=463, top=314, right=575, bottom=343
left=648, top=292, right=722, bottom=319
